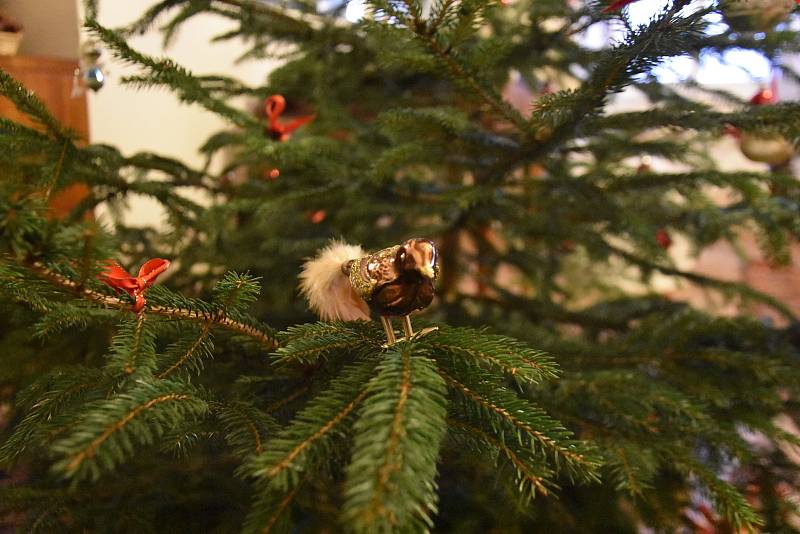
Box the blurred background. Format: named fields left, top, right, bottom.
left=2, top=0, right=799, bottom=321
left=1, top=2, right=800, bottom=532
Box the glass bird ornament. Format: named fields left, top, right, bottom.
left=300, top=238, right=439, bottom=345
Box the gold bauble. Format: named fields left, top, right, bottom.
left=740, top=133, right=795, bottom=166
left=721, top=0, right=794, bottom=31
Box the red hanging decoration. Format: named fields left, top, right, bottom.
left=265, top=94, right=315, bottom=142
left=750, top=74, right=779, bottom=105
left=308, top=210, right=327, bottom=224
left=730, top=80, right=795, bottom=167
left=603, top=0, right=641, bottom=12
left=750, top=87, right=775, bottom=106
left=99, top=258, right=170, bottom=312
left=655, top=228, right=672, bottom=250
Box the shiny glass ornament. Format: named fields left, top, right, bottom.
left=83, top=66, right=105, bottom=92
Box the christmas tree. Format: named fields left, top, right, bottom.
left=2, top=0, right=800, bottom=531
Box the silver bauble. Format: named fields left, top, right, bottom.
left=83, top=66, right=105, bottom=92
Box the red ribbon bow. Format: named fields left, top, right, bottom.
left=99, top=258, right=170, bottom=312
left=265, top=94, right=315, bottom=141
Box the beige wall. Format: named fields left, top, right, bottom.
left=1, top=0, right=80, bottom=59
left=1, top=0, right=279, bottom=226
left=82, top=1, right=279, bottom=226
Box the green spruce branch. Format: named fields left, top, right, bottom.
left=600, top=241, right=797, bottom=322
left=157, top=323, right=214, bottom=378
left=447, top=417, right=554, bottom=498
left=437, top=367, right=599, bottom=478
left=26, top=260, right=277, bottom=348
left=50, top=380, right=208, bottom=482
left=85, top=19, right=260, bottom=128
left=343, top=343, right=447, bottom=533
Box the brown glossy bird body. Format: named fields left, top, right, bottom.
left=343, top=239, right=438, bottom=317
left=372, top=271, right=435, bottom=317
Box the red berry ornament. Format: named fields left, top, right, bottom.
left=655, top=229, right=672, bottom=250
left=309, top=210, right=327, bottom=224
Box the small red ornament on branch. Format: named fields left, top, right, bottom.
left=655, top=228, right=672, bottom=250
left=98, top=258, right=170, bottom=312
left=603, top=0, right=640, bottom=12
left=749, top=86, right=775, bottom=106
left=265, top=94, right=315, bottom=142
left=308, top=210, right=327, bottom=224
left=726, top=82, right=795, bottom=167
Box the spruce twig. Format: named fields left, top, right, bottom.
left=27, top=261, right=277, bottom=349
left=600, top=242, right=797, bottom=322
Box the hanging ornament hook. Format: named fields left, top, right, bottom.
left=264, top=94, right=315, bottom=141
left=265, top=94, right=287, bottom=128
left=72, top=38, right=107, bottom=95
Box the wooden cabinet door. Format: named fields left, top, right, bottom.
left=0, top=55, right=90, bottom=217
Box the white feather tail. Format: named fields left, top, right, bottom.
left=299, top=241, right=371, bottom=321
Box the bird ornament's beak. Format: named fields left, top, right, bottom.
left=418, top=264, right=435, bottom=279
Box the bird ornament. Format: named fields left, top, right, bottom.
left=300, top=238, right=439, bottom=345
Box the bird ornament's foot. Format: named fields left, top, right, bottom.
left=407, top=326, right=439, bottom=341
left=381, top=315, right=438, bottom=347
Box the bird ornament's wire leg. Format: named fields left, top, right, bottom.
left=380, top=316, right=396, bottom=346
left=401, top=315, right=414, bottom=338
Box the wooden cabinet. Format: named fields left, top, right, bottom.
left=0, top=55, right=89, bottom=136
left=0, top=55, right=89, bottom=216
